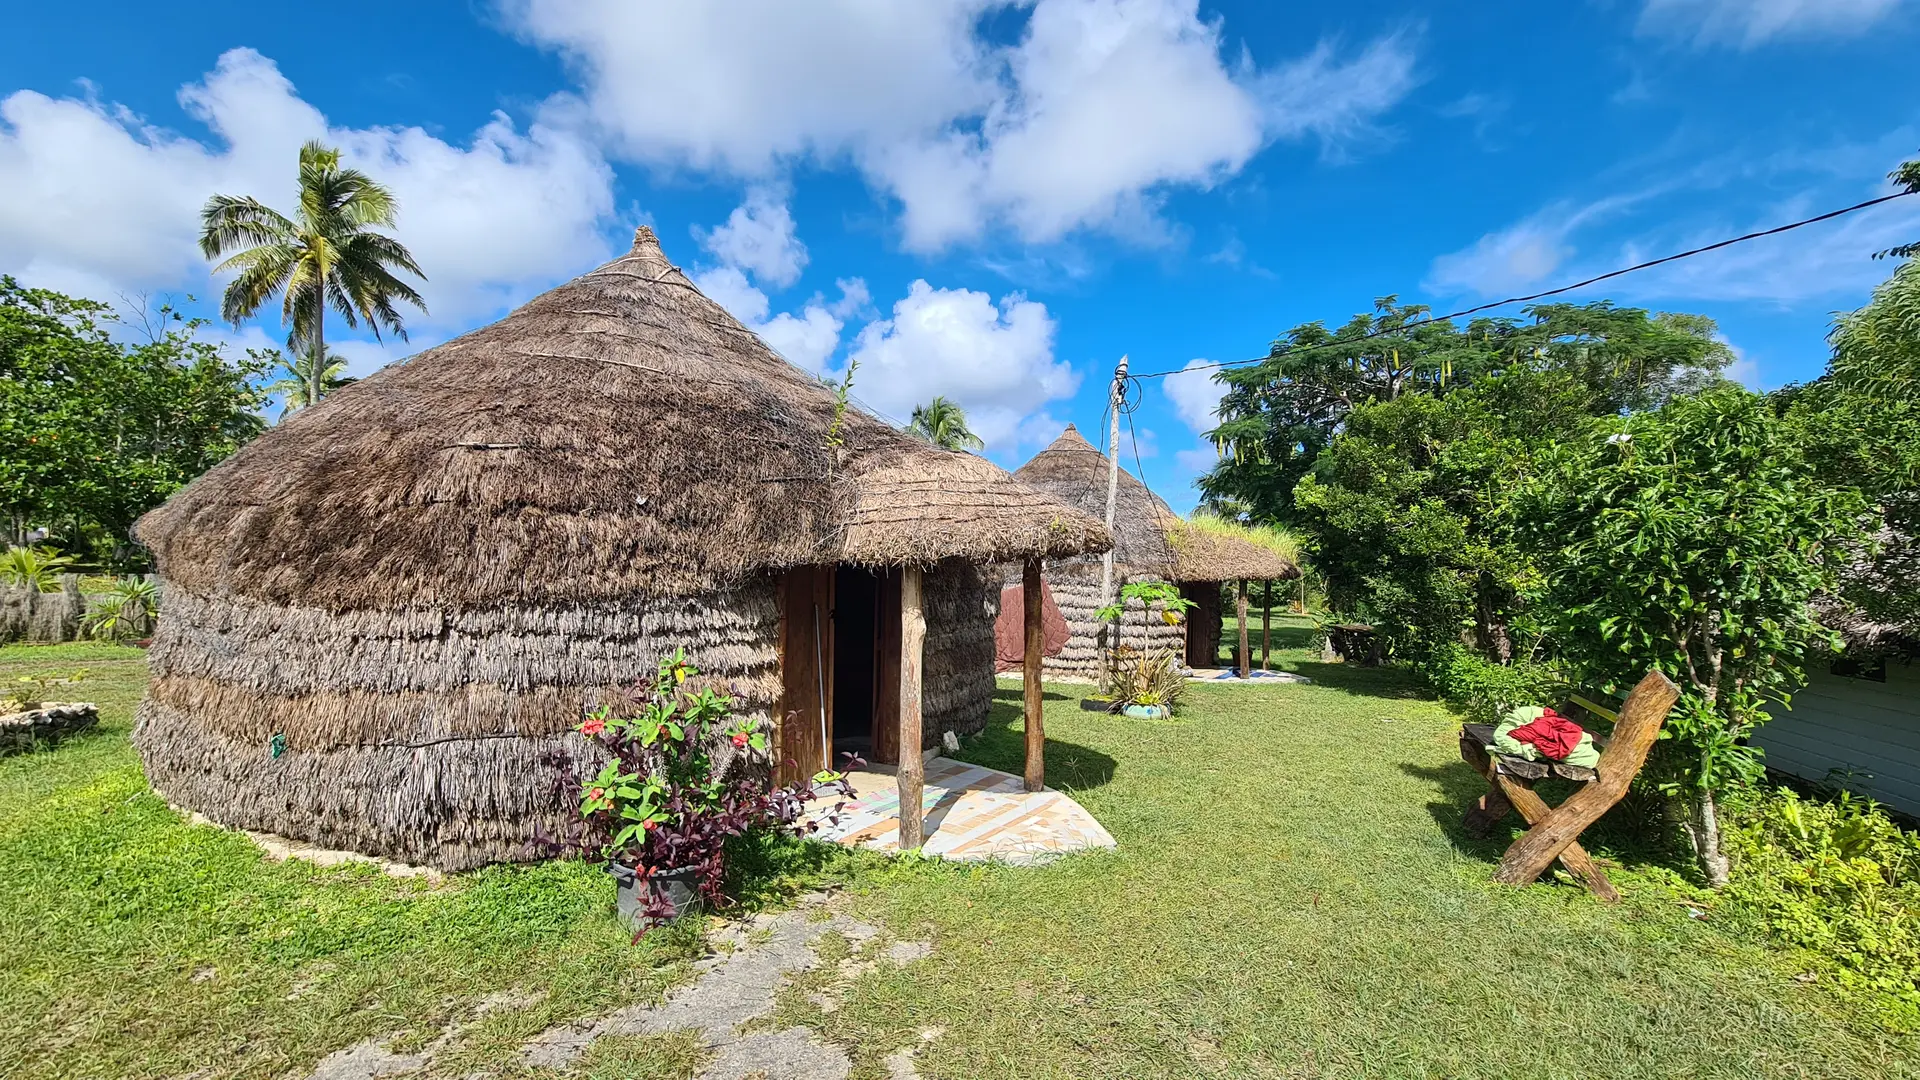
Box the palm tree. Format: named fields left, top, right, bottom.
left=264, top=340, right=355, bottom=419
left=906, top=396, right=985, bottom=452
left=199, top=140, right=426, bottom=408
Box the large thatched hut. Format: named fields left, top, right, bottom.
left=133, top=227, right=1109, bottom=870
left=1003, top=425, right=1296, bottom=678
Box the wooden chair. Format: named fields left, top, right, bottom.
left=1457, top=670, right=1680, bottom=902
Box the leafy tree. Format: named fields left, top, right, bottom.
left=0, top=278, right=266, bottom=565
left=1202, top=299, right=1730, bottom=523
left=262, top=341, right=355, bottom=419
left=905, top=395, right=985, bottom=452
left=1876, top=155, right=1919, bottom=261
left=199, top=140, right=425, bottom=409
left=1516, top=387, right=1866, bottom=885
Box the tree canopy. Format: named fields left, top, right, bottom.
left=905, top=395, right=985, bottom=452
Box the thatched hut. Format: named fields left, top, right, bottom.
left=1003, top=425, right=1296, bottom=678
left=133, top=227, right=1109, bottom=870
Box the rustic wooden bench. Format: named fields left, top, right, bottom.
left=1457, top=669, right=1680, bottom=902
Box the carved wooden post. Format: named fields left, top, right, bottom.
left=1236, top=579, right=1250, bottom=680
left=1493, top=669, right=1680, bottom=887
left=1023, top=559, right=1045, bottom=792
left=897, top=565, right=926, bottom=850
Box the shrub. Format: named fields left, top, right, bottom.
left=1722, top=786, right=1920, bottom=1008
left=0, top=546, right=74, bottom=591
left=81, top=576, right=158, bottom=640
left=575, top=649, right=856, bottom=928
left=1423, top=644, right=1564, bottom=723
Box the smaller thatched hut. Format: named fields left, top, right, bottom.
left=1003, top=425, right=1296, bottom=679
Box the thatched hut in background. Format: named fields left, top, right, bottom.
left=1002, top=425, right=1296, bottom=679
left=133, top=227, right=1109, bottom=871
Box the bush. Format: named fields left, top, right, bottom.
left=1722, top=785, right=1920, bottom=1008
left=1099, top=647, right=1186, bottom=714
left=1423, top=644, right=1564, bottom=723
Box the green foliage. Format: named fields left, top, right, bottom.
left=81, top=576, right=159, bottom=641
left=1723, top=786, right=1920, bottom=1008
left=0, top=281, right=266, bottom=566
left=1201, top=298, right=1731, bottom=524
left=0, top=546, right=74, bottom=591
left=1098, top=647, right=1186, bottom=712
left=824, top=357, right=858, bottom=455
left=905, top=395, right=985, bottom=452
left=1874, top=155, right=1919, bottom=261
left=1424, top=644, right=1565, bottom=724
left=1517, top=387, right=1867, bottom=796
left=260, top=340, right=355, bottom=419
left=1, top=668, right=86, bottom=711
left=1093, top=579, right=1195, bottom=626
left=200, top=140, right=426, bottom=407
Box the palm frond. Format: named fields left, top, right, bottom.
left=198, top=195, right=297, bottom=258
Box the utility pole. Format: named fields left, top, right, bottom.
left=1099, top=355, right=1128, bottom=671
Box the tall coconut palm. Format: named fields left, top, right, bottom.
left=906, top=396, right=985, bottom=452
left=199, top=140, right=426, bottom=408
left=264, top=340, right=355, bottom=420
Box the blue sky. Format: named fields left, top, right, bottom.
left=4, top=0, right=1917, bottom=511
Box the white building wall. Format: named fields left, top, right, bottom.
left=1756, top=660, right=1920, bottom=816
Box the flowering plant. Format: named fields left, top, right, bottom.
left=576, top=648, right=857, bottom=926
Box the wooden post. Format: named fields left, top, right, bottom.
left=1236, top=579, right=1250, bottom=680
left=1022, top=560, right=1045, bottom=792
left=897, top=565, right=926, bottom=851
left=1261, top=579, right=1271, bottom=671
left=1493, top=670, right=1680, bottom=887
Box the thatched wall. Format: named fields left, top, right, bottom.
left=922, top=561, right=998, bottom=745
left=1021, top=561, right=1186, bottom=681
left=0, top=576, right=84, bottom=644
left=134, top=580, right=782, bottom=870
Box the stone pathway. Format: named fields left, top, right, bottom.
left=303, top=894, right=934, bottom=1080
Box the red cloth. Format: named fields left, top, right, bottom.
left=994, top=579, right=1070, bottom=670
left=1509, top=708, right=1585, bottom=762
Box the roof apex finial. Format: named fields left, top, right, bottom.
left=631, top=224, right=660, bottom=251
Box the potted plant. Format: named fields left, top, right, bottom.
left=574, top=648, right=857, bottom=931
left=1099, top=647, right=1185, bottom=719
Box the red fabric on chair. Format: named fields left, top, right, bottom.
left=1509, top=707, right=1586, bottom=762
left=994, top=579, right=1069, bottom=670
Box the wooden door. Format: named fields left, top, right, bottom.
left=777, top=566, right=834, bottom=785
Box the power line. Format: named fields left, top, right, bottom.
left=1131, top=189, right=1918, bottom=381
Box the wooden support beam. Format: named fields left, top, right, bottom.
left=1460, top=735, right=1618, bottom=901
left=1236, top=579, right=1250, bottom=680
left=896, top=565, right=926, bottom=851
left=1023, top=559, right=1045, bottom=793
left=1493, top=669, right=1680, bottom=887
left=1261, top=579, right=1271, bottom=671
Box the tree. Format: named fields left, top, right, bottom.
left=199, top=140, right=425, bottom=409
left=905, top=395, right=985, bottom=452
left=262, top=341, right=355, bottom=419
left=0, top=278, right=266, bottom=565
left=1876, top=155, right=1919, bottom=261
left=1201, top=299, right=1730, bottom=524
left=1516, top=387, right=1865, bottom=885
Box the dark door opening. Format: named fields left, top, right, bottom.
left=832, top=567, right=881, bottom=760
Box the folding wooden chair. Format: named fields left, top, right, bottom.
left=1457, top=670, right=1680, bottom=902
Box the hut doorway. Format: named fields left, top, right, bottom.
left=777, top=566, right=903, bottom=785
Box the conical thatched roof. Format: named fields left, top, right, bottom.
left=138, top=228, right=1109, bottom=610
left=1013, top=426, right=1294, bottom=583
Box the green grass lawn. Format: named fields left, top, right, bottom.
left=3, top=637, right=1915, bottom=1079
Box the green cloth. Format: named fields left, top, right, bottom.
left=1490, top=706, right=1602, bottom=768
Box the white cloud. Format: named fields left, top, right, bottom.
left=1162, top=359, right=1229, bottom=435
left=0, top=48, right=616, bottom=335
left=1123, top=424, right=1159, bottom=461
left=842, top=280, right=1079, bottom=448
left=504, top=0, right=1419, bottom=250
left=693, top=186, right=808, bottom=288
left=1174, top=446, right=1219, bottom=486
left=1638, top=0, right=1906, bottom=48
left=1424, top=193, right=1651, bottom=298
left=692, top=264, right=863, bottom=376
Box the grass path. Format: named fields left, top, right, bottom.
left=3, top=637, right=1915, bottom=1079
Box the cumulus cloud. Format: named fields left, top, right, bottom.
left=693, top=186, right=808, bottom=288
left=1161, top=358, right=1228, bottom=436
left=0, top=48, right=617, bottom=332
left=692, top=264, right=863, bottom=376
left=842, top=281, right=1079, bottom=448
left=1638, top=0, right=1907, bottom=48
left=503, top=0, right=1420, bottom=249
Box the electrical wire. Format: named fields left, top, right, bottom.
left=1130, top=189, right=1919, bottom=380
